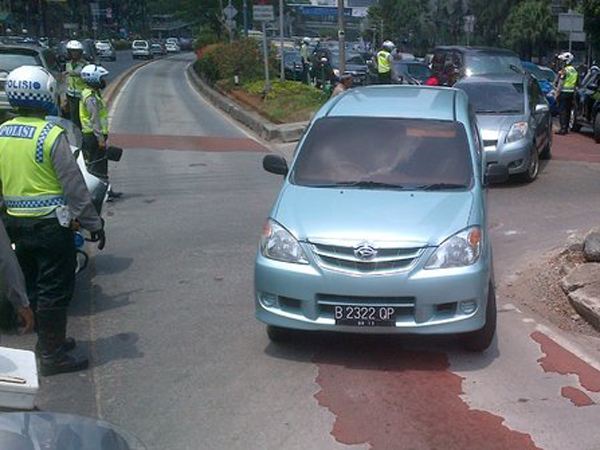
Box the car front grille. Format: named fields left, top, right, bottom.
left=310, top=241, right=425, bottom=274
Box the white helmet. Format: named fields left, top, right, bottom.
left=81, top=64, right=109, bottom=88
left=66, top=40, right=84, bottom=51
left=302, top=37, right=311, bottom=44
left=6, top=65, right=57, bottom=114
left=382, top=40, right=395, bottom=51
left=558, top=52, right=574, bottom=65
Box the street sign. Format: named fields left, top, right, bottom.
left=224, top=4, right=238, bottom=19
left=558, top=13, right=584, bottom=33
left=253, top=5, right=274, bottom=22
left=63, top=23, right=79, bottom=30
left=226, top=18, right=237, bottom=29
left=106, top=7, right=113, bottom=19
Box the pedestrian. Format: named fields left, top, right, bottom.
left=555, top=52, right=578, bottom=135
left=0, top=65, right=105, bottom=376
left=375, top=40, right=397, bottom=84
left=64, top=40, right=87, bottom=128
left=79, top=64, right=121, bottom=200
left=331, top=73, right=353, bottom=97
left=0, top=221, right=33, bottom=334
left=300, top=37, right=311, bottom=85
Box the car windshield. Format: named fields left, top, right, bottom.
left=0, top=52, right=40, bottom=73
left=465, top=53, right=523, bottom=77
left=291, top=117, right=473, bottom=190
left=458, top=82, right=525, bottom=114
left=284, top=52, right=301, bottom=64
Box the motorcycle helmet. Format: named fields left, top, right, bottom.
left=5, top=65, right=58, bottom=114
left=81, top=64, right=110, bottom=89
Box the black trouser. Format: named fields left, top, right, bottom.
left=82, top=132, right=108, bottom=180
left=559, top=91, right=575, bottom=132
left=378, top=72, right=392, bottom=84
left=5, top=217, right=75, bottom=352
left=67, top=94, right=81, bottom=129
left=302, top=62, right=310, bottom=84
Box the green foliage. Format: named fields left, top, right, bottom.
left=368, top=0, right=429, bottom=50
left=502, top=0, right=558, bottom=58
left=113, top=40, right=131, bottom=51
left=469, top=0, right=517, bottom=46
left=583, top=0, right=600, bottom=53
left=195, top=30, right=220, bottom=51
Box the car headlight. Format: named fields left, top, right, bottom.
left=260, top=219, right=308, bottom=264
left=333, top=69, right=340, bottom=77
left=425, top=226, right=483, bottom=269
left=505, top=122, right=528, bottom=143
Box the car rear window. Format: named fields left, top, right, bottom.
left=133, top=42, right=147, bottom=48
left=0, top=51, right=41, bottom=73
left=465, top=53, right=522, bottom=77
left=291, top=117, right=473, bottom=190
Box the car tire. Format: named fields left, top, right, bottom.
left=518, top=144, right=540, bottom=183
left=266, top=325, right=293, bottom=343
left=458, top=284, right=497, bottom=352
left=571, top=109, right=582, bottom=132
left=540, top=135, right=552, bottom=160
left=594, top=113, right=600, bottom=143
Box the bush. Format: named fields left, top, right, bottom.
left=195, top=30, right=220, bottom=51
left=113, top=40, right=131, bottom=51
left=196, top=43, right=221, bottom=83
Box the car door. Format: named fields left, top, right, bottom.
left=529, top=79, right=549, bottom=151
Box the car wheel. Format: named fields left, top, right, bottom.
left=594, top=113, right=600, bottom=143
left=266, top=325, right=293, bottom=343
left=458, top=284, right=497, bottom=352
left=519, top=144, right=540, bottom=183
left=571, top=109, right=582, bottom=132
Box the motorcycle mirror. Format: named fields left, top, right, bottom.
left=106, top=146, right=123, bottom=162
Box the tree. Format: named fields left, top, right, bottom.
left=502, top=0, right=558, bottom=59
left=582, top=0, right=600, bottom=55
left=470, top=0, right=518, bottom=46
left=367, top=0, right=429, bottom=53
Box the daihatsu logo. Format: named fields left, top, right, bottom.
left=354, top=242, right=377, bottom=261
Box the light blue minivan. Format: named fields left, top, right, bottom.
left=255, top=85, right=508, bottom=351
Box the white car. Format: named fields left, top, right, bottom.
left=165, top=42, right=180, bottom=53
left=95, top=41, right=116, bottom=61
left=131, top=40, right=153, bottom=60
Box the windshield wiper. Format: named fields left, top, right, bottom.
left=327, top=181, right=406, bottom=189
left=415, top=183, right=467, bottom=191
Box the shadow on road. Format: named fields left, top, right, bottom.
left=80, top=332, right=144, bottom=368
left=93, top=254, right=134, bottom=275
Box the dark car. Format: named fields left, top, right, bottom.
left=330, top=51, right=369, bottom=85
left=431, top=46, right=523, bottom=86
left=572, top=66, right=600, bottom=142
left=283, top=50, right=304, bottom=81
left=522, top=61, right=558, bottom=115
left=393, top=60, right=432, bottom=84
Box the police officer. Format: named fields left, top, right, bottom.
left=79, top=64, right=121, bottom=200
left=300, top=37, right=311, bottom=85
left=555, top=52, right=578, bottom=135
left=0, top=221, right=33, bottom=334
left=65, top=40, right=87, bottom=128
left=376, top=40, right=397, bottom=84
left=0, top=65, right=105, bottom=376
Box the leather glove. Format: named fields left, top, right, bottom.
left=91, top=219, right=106, bottom=250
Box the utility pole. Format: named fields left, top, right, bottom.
left=280, top=0, right=285, bottom=81
left=338, top=0, right=345, bottom=74
left=243, top=0, right=248, bottom=37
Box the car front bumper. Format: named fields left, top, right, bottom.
left=484, top=138, right=533, bottom=174
left=254, top=247, right=491, bottom=335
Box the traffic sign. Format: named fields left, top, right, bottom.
left=253, top=5, right=274, bottom=22
left=106, top=7, right=113, bottom=19
left=224, top=4, right=238, bottom=20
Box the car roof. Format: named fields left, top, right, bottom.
left=455, top=73, right=528, bottom=85
left=323, top=86, right=459, bottom=121
left=435, top=46, right=518, bottom=55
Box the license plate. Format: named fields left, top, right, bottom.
left=334, top=305, right=396, bottom=327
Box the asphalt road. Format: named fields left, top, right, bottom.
left=5, top=54, right=600, bottom=449
left=100, top=50, right=170, bottom=85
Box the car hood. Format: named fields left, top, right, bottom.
left=476, top=113, right=526, bottom=141
left=273, top=185, right=474, bottom=247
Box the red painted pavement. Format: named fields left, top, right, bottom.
left=552, top=131, right=600, bottom=164
left=109, top=134, right=267, bottom=153
left=313, top=340, right=540, bottom=450
left=560, top=386, right=595, bottom=407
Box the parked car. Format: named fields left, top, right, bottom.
left=572, top=65, right=600, bottom=141
left=283, top=50, right=304, bottom=81
left=165, top=41, right=180, bottom=53
left=431, top=46, right=523, bottom=86
left=179, top=37, right=195, bottom=51
left=393, top=60, right=432, bottom=85
left=0, top=45, right=68, bottom=115
left=256, top=85, right=506, bottom=352
left=522, top=61, right=558, bottom=115
left=151, top=42, right=167, bottom=56
left=95, top=41, right=116, bottom=61
left=132, top=40, right=153, bottom=59
left=456, top=74, right=552, bottom=182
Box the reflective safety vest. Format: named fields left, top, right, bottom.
left=66, top=61, right=87, bottom=98
left=377, top=50, right=391, bottom=74
left=562, top=65, right=578, bottom=93
left=80, top=88, right=108, bottom=135
left=0, top=117, right=65, bottom=217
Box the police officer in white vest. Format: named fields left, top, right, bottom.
left=0, top=66, right=105, bottom=376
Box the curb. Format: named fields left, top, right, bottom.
left=186, top=64, right=307, bottom=142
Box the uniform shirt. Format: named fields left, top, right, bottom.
left=0, top=220, right=28, bottom=310
left=0, top=132, right=102, bottom=232
left=84, top=94, right=107, bottom=145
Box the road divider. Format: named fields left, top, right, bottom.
left=186, top=64, right=307, bottom=142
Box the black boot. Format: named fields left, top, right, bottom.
left=35, top=337, right=76, bottom=356
left=38, top=310, right=88, bottom=377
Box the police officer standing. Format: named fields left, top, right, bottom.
left=376, top=40, right=397, bottom=84
left=79, top=64, right=121, bottom=200
left=65, top=40, right=87, bottom=128
left=300, top=37, right=311, bottom=85
left=555, top=51, right=578, bottom=135
left=0, top=66, right=105, bottom=376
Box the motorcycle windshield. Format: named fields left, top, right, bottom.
left=0, top=413, right=146, bottom=450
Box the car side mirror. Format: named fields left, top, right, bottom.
left=535, top=103, right=549, bottom=114
left=263, top=154, right=288, bottom=176
left=485, top=164, right=509, bottom=185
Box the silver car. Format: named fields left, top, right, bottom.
left=455, top=74, right=552, bottom=182
left=255, top=85, right=508, bottom=351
